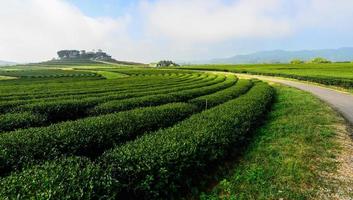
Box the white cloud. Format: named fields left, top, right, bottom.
left=1, top=0, right=353, bottom=63
left=0, top=0, right=130, bottom=62
left=295, top=0, right=353, bottom=30
left=140, top=0, right=293, bottom=42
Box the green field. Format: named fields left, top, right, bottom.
left=181, top=63, right=353, bottom=89
left=0, top=62, right=349, bottom=199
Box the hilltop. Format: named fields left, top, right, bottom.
left=46, top=49, right=145, bottom=66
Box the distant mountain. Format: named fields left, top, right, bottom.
left=0, top=60, right=16, bottom=66
left=209, top=47, right=353, bottom=64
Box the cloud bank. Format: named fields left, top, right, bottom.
left=1, top=0, right=353, bottom=62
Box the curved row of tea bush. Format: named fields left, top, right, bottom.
left=0, top=75, right=222, bottom=133
left=0, top=76, right=245, bottom=175
left=99, top=82, right=274, bottom=199
left=0, top=103, right=199, bottom=176
left=0, top=82, right=273, bottom=199
left=4, top=73, right=212, bottom=104
left=0, top=72, right=205, bottom=102
left=0, top=73, right=209, bottom=113
left=0, top=73, right=218, bottom=115
left=0, top=75, right=243, bottom=134
left=0, top=112, right=47, bottom=133
left=0, top=71, right=201, bottom=100
left=189, top=79, right=253, bottom=109
left=91, top=75, right=237, bottom=115
left=0, top=69, right=101, bottom=79
left=0, top=157, right=116, bottom=200
left=12, top=75, right=223, bottom=119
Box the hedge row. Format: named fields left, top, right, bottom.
left=0, top=157, right=117, bottom=200
left=189, top=79, right=253, bottom=109
left=0, top=112, right=47, bottom=133
left=99, top=82, right=274, bottom=199
left=0, top=103, right=198, bottom=176
left=90, top=75, right=236, bottom=115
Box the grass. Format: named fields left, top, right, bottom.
left=200, top=84, right=343, bottom=199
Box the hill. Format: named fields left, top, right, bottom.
left=209, top=47, right=353, bottom=64
left=0, top=60, right=16, bottom=66
left=49, top=49, right=145, bottom=66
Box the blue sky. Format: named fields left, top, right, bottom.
left=1, top=0, right=353, bottom=62
left=70, top=0, right=137, bottom=18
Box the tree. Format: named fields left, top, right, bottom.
left=57, top=50, right=68, bottom=59
left=290, top=59, right=304, bottom=64
left=57, top=49, right=112, bottom=60
left=309, top=57, right=332, bottom=64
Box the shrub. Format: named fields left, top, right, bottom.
left=0, top=112, right=47, bottom=133
left=309, top=57, right=332, bottom=64
left=189, top=79, right=253, bottom=109
left=290, top=59, right=304, bottom=64
left=0, top=157, right=118, bottom=199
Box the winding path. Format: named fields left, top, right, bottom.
left=233, top=73, right=353, bottom=125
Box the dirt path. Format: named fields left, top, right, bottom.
left=232, top=73, right=353, bottom=126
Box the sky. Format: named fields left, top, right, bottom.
left=1, top=0, right=353, bottom=63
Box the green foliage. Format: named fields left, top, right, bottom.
left=100, top=82, right=274, bottom=199
left=91, top=75, right=236, bottom=115
left=0, top=112, right=47, bottom=133
left=309, top=57, right=332, bottom=64
left=0, top=73, right=214, bottom=127
left=0, top=103, right=198, bottom=175
left=0, top=69, right=101, bottom=79
left=0, top=66, right=278, bottom=199
left=290, top=59, right=304, bottom=64
left=0, top=157, right=118, bottom=200
left=16, top=99, right=98, bottom=122
left=189, top=79, right=253, bottom=109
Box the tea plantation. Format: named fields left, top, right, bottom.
left=0, top=64, right=274, bottom=199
